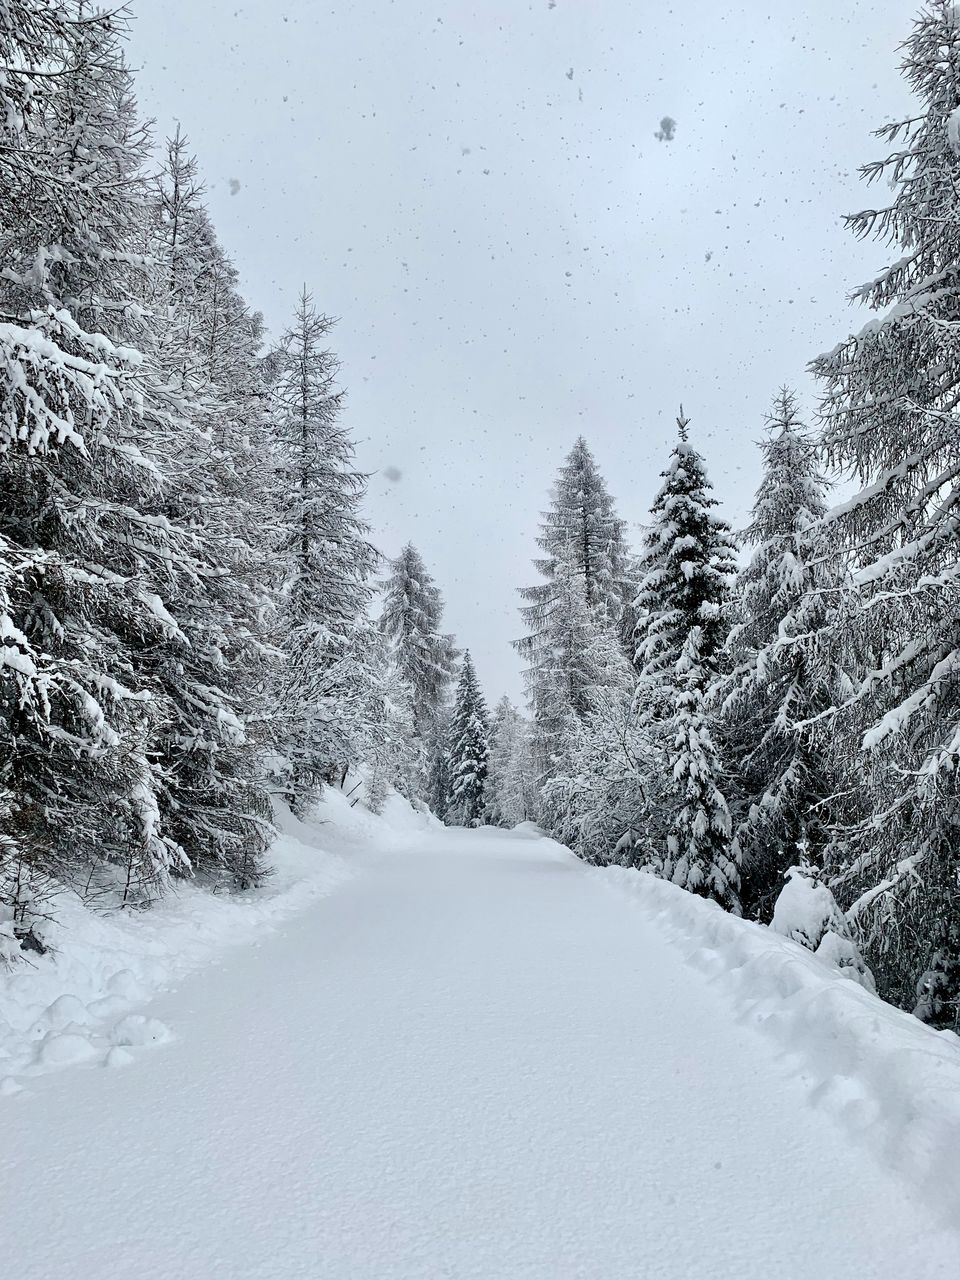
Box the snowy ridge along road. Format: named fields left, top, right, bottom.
left=1, top=822, right=957, bottom=1279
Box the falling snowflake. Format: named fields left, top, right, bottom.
left=655, top=116, right=676, bottom=142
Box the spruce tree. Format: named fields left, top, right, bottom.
left=668, top=630, right=740, bottom=912
left=716, top=390, right=836, bottom=917
left=445, top=652, right=490, bottom=826
left=633, top=412, right=739, bottom=705
left=810, top=0, right=960, bottom=1018
left=633, top=412, right=740, bottom=910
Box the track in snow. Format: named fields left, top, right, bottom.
left=1, top=825, right=957, bottom=1278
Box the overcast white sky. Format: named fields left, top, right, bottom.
left=129, top=1, right=913, bottom=704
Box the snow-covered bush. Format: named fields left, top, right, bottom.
left=772, top=867, right=875, bottom=991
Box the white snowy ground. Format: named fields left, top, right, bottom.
left=2, top=800, right=960, bottom=1279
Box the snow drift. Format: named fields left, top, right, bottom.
left=595, top=863, right=960, bottom=1221
left=0, top=786, right=434, bottom=1092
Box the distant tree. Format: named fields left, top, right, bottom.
left=521, top=437, right=634, bottom=626
left=485, top=697, right=537, bottom=827
left=445, top=652, right=490, bottom=826
left=516, top=439, right=636, bottom=791
left=379, top=544, right=459, bottom=730
left=378, top=543, right=459, bottom=802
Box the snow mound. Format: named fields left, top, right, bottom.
left=595, top=864, right=960, bottom=1219
left=103, top=1046, right=135, bottom=1070
left=771, top=866, right=875, bottom=991
left=34, top=1032, right=98, bottom=1068
left=110, top=1015, right=171, bottom=1047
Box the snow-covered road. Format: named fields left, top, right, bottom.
left=1, top=824, right=957, bottom=1278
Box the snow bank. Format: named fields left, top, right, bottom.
left=594, top=865, right=960, bottom=1220
left=0, top=786, right=433, bottom=1091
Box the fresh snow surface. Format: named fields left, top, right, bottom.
left=0, top=789, right=409, bottom=1089
left=2, top=815, right=959, bottom=1278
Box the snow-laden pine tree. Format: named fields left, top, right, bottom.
left=378, top=543, right=459, bottom=796
left=444, top=652, right=490, bottom=827
left=485, top=697, right=537, bottom=827
left=632, top=413, right=740, bottom=909
left=715, top=390, right=838, bottom=918
left=809, top=0, right=960, bottom=1019
left=0, top=3, right=200, bottom=913
left=269, top=289, right=378, bottom=807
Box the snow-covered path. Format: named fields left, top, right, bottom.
left=1, top=825, right=957, bottom=1279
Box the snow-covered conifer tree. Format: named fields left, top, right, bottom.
left=0, top=3, right=197, bottom=912
left=378, top=543, right=459, bottom=797
left=516, top=440, right=636, bottom=791
left=809, top=0, right=960, bottom=1017
left=379, top=544, right=459, bottom=728
left=667, top=630, right=740, bottom=912
left=521, top=542, right=634, bottom=798
left=445, top=652, right=490, bottom=826
left=269, top=289, right=377, bottom=807
left=143, top=130, right=277, bottom=886
left=716, top=390, right=837, bottom=917
left=633, top=412, right=739, bottom=707
left=520, top=437, right=634, bottom=628
left=632, top=413, right=740, bottom=909
left=485, top=697, right=536, bottom=827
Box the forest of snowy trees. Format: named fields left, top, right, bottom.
left=4, top=0, right=960, bottom=1037
left=0, top=2, right=482, bottom=947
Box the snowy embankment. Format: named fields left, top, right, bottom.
left=595, top=864, right=960, bottom=1218
left=0, top=787, right=433, bottom=1093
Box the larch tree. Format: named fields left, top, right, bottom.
left=516, top=441, right=635, bottom=793
left=445, top=652, right=490, bottom=827
left=809, top=0, right=960, bottom=1020
left=143, top=128, right=276, bottom=887
left=378, top=543, right=459, bottom=797
left=0, top=2, right=201, bottom=918
left=269, top=288, right=378, bottom=808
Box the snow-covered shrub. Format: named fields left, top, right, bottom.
left=772, top=867, right=875, bottom=991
